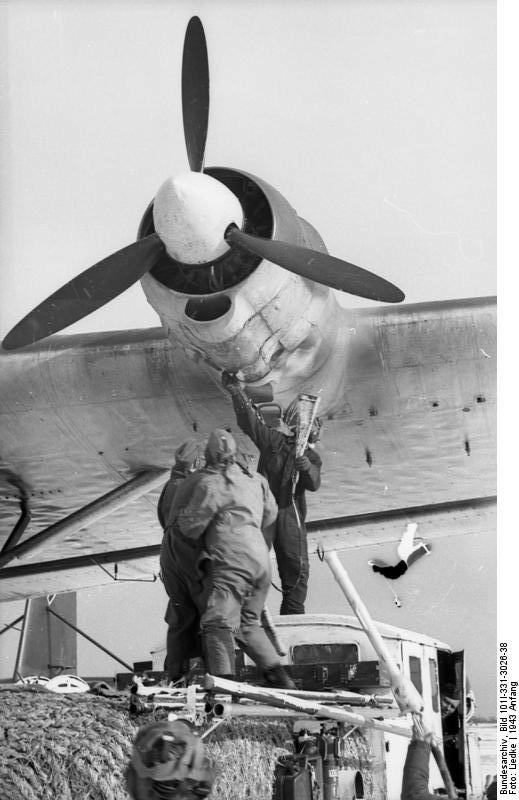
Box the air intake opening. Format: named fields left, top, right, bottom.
left=185, top=295, right=232, bottom=322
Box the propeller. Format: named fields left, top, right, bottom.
left=2, top=15, right=405, bottom=352
left=182, top=16, right=210, bottom=172
left=2, top=235, right=164, bottom=351
left=179, top=16, right=403, bottom=302
left=225, top=226, right=405, bottom=303
left=2, top=17, right=209, bottom=352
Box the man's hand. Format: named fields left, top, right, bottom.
left=221, top=371, right=241, bottom=395
left=411, top=718, right=437, bottom=747
left=295, top=455, right=311, bottom=472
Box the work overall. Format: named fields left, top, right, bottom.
left=230, top=389, right=322, bottom=614
left=173, top=462, right=282, bottom=676
left=159, top=529, right=205, bottom=681
left=159, top=468, right=204, bottom=681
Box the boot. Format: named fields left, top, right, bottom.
left=263, top=664, right=296, bottom=690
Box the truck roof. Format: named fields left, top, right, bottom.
left=271, top=613, right=451, bottom=651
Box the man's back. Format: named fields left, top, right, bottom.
left=157, top=467, right=186, bottom=529
left=173, top=463, right=277, bottom=551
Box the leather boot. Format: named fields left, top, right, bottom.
left=263, top=664, right=296, bottom=690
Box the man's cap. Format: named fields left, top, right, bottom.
left=205, top=429, right=237, bottom=465
left=174, top=438, right=200, bottom=469
left=443, top=683, right=461, bottom=701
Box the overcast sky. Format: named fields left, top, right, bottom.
left=0, top=1, right=497, bottom=715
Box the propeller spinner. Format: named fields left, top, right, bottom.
left=2, top=16, right=404, bottom=352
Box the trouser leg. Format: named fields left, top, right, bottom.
left=237, top=572, right=296, bottom=689
left=200, top=568, right=280, bottom=675
left=201, top=627, right=237, bottom=677
left=200, top=582, right=242, bottom=676
left=237, top=609, right=280, bottom=670
left=274, top=508, right=309, bottom=614
left=235, top=571, right=280, bottom=670
left=164, top=597, right=202, bottom=681
left=160, top=536, right=206, bottom=680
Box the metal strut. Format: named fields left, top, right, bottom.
left=0, top=489, right=31, bottom=557
left=90, top=556, right=158, bottom=583
left=0, top=614, right=25, bottom=638
left=0, top=494, right=496, bottom=582
left=46, top=606, right=133, bottom=672
left=323, top=550, right=458, bottom=799
left=0, top=469, right=168, bottom=569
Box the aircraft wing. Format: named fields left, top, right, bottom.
left=0, top=296, right=496, bottom=601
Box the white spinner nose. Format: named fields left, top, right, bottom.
left=153, top=171, right=244, bottom=264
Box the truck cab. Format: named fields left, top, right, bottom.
left=151, top=612, right=482, bottom=799
left=238, top=613, right=482, bottom=799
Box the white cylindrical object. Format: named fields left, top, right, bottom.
left=261, top=605, right=287, bottom=656
left=323, top=550, right=425, bottom=714
left=212, top=702, right=312, bottom=719
left=323, top=551, right=400, bottom=680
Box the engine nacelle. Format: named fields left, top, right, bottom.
left=138, top=168, right=341, bottom=389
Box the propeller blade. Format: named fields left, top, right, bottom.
left=2, top=234, right=165, bottom=350
left=182, top=16, right=210, bottom=172
left=225, top=227, right=405, bottom=303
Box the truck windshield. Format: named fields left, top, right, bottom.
left=292, top=643, right=359, bottom=664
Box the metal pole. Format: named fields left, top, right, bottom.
left=274, top=688, right=394, bottom=706
left=1, top=498, right=31, bottom=555
left=0, top=614, right=24, bottom=637
left=0, top=469, right=169, bottom=568
left=261, top=606, right=287, bottom=656
left=205, top=674, right=412, bottom=738
left=212, top=702, right=315, bottom=719
left=322, top=549, right=458, bottom=800
left=323, top=551, right=405, bottom=686
left=46, top=606, right=133, bottom=672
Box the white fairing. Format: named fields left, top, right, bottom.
left=141, top=261, right=341, bottom=387
left=152, top=172, right=243, bottom=263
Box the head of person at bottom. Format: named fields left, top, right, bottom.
left=125, top=719, right=213, bottom=800
left=204, top=428, right=237, bottom=467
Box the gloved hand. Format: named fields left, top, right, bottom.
left=411, top=717, right=437, bottom=746
left=295, top=455, right=311, bottom=472
left=221, top=371, right=241, bottom=395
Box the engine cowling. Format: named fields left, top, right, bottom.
left=138, top=167, right=341, bottom=389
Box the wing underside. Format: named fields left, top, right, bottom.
left=0, top=297, right=496, bottom=601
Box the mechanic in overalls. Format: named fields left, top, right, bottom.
left=170, top=428, right=295, bottom=689
left=159, top=438, right=204, bottom=683
left=222, top=372, right=322, bottom=614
